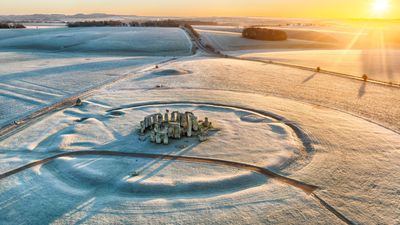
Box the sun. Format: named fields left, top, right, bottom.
left=372, top=0, right=389, bottom=14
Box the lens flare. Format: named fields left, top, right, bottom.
left=372, top=0, right=389, bottom=14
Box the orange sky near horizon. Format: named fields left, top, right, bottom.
left=1, top=0, right=398, bottom=19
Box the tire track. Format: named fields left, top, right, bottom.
left=311, top=193, right=355, bottom=225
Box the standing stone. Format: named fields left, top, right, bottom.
left=174, top=124, right=181, bottom=139
left=162, top=128, right=169, bottom=144
left=156, top=113, right=163, bottom=124
left=168, top=124, right=174, bottom=137
left=186, top=113, right=193, bottom=137
left=203, top=117, right=210, bottom=127
left=156, top=132, right=162, bottom=144
left=198, top=127, right=208, bottom=142
left=144, top=116, right=148, bottom=128
left=154, top=122, right=160, bottom=132
left=181, top=113, right=188, bottom=135
left=140, top=121, right=145, bottom=134
left=164, top=110, right=169, bottom=122
left=171, top=111, right=179, bottom=122
left=147, top=115, right=154, bottom=127
left=192, top=116, right=199, bottom=131
left=176, top=112, right=182, bottom=124
left=150, top=130, right=156, bottom=142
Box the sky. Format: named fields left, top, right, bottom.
left=1, top=0, right=398, bottom=19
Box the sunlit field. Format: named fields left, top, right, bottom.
left=196, top=20, right=400, bottom=83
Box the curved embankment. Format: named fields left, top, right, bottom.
left=0, top=150, right=354, bottom=224
left=0, top=101, right=356, bottom=224
left=0, top=150, right=317, bottom=194
left=183, top=27, right=400, bottom=88
left=107, top=101, right=315, bottom=155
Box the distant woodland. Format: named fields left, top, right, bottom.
left=67, top=20, right=125, bottom=27
left=0, top=23, right=25, bottom=29
left=242, top=28, right=287, bottom=41
left=67, top=20, right=218, bottom=28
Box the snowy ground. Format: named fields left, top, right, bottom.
left=196, top=25, right=400, bottom=83
left=195, top=26, right=334, bottom=51
left=0, top=27, right=192, bottom=56
left=0, top=27, right=192, bottom=127
left=228, top=49, right=400, bottom=83
left=1, top=27, right=399, bottom=224
left=0, top=52, right=166, bottom=127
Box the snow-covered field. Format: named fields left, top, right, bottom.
left=0, top=27, right=192, bottom=56
left=229, top=49, right=400, bottom=83
left=23, top=23, right=67, bottom=29
left=0, top=52, right=166, bottom=127
left=195, top=26, right=334, bottom=51
left=1, top=26, right=399, bottom=224
left=0, top=27, right=192, bottom=127
left=195, top=25, right=400, bottom=83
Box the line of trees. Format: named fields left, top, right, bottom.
left=0, top=23, right=25, bottom=29
left=183, top=24, right=200, bottom=38
left=67, top=19, right=218, bottom=28
left=67, top=20, right=125, bottom=27
left=242, top=28, right=287, bottom=41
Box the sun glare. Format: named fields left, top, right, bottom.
left=372, top=0, right=389, bottom=15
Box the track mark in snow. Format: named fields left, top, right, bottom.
left=15, top=79, right=72, bottom=96
left=0, top=150, right=318, bottom=194
left=0, top=83, right=63, bottom=98
left=311, top=193, right=355, bottom=225
left=0, top=89, right=48, bottom=105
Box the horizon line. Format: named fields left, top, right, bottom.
left=0, top=13, right=399, bottom=21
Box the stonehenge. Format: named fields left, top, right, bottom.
left=140, top=110, right=213, bottom=144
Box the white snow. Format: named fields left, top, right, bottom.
left=228, top=49, right=400, bottom=83
left=0, top=27, right=193, bottom=126
left=0, top=52, right=165, bottom=127
left=196, top=25, right=400, bottom=83
left=0, top=27, right=192, bottom=56
left=0, top=26, right=399, bottom=224
left=196, top=27, right=333, bottom=52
